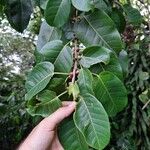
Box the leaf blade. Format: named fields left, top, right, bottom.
left=45, top=0, right=71, bottom=27
left=74, top=93, right=110, bottom=150
left=27, top=90, right=61, bottom=117
left=59, top=117, right=89, bottom=150
left=25, top=62, right=54, bottom=100
left=80, top=46, right=110, bottom=68
left=5, top=0, right=33, bottom=32
left=93, top=71, right=128, bottom=116
left=74, top=10, right=123, bottom=53
left=77, top=68, right=94, bottom=95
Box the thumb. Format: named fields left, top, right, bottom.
left=40, top=101, right=76, bottom=130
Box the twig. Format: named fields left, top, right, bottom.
left=142, top=99, right=150, bottom=110
left=72, top=39, right=79, bottom=83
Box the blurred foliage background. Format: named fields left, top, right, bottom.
left=0, top=0, right=149, bottom=149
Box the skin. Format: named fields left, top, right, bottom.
left=19, top=101, right=76, bottom=150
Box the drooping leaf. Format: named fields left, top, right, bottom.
left=77, top=68, right=94, bottom=95
left=37, top=21, right=62, bottom=50
left=80, top=46, right=110, bottom=68
left=93, top=71, right=127, bottom=116
left=25, top=62, right=54, bottom=100
left=5, top=0, right=33, bottom=32
left=110, top=8, right=126, bottom=33
left=27, top=90, right=61, bottom=117
left=123, top=4, right=143, bottom=26
left=74, top=93, right=110, bottom=150
left=38, top=40, right=73, bottom=73
left=74, top=10, right=123, bottom=53
left=45, top=0, right=71, bottom=27
left=90, top=52, right=123, bottom=80
left=59, top=117, right=89, bottom=150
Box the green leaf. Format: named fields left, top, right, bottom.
left=38, top=40, right=63, bottom=62
left=45, top=0, right=71, bottom=27
left=71, top=0, right=94, bottom=12
left=110, top=8, right=126, bottom=33
left=59, top=117, right=89, bottom=150
left=37, top=21, right=62, bottom=50
left=74, top=10, right=123, bottom=53
left=68, top=82, right=80, bottom=100
left=40, top=0, right=48, bottom=9
left=80, top=46, right=110, bottom=68
left=74, top=93, right=110, bottom=150
left=90, top=52, right=123, bottom=80
left=48, top=78, right=65, bottom=89
left=27, top=90, right=61, bottom=117
left=77, top=68, right=94, bottom=95
left=54, top=45, right=73, bottom=73
left=93, top=71, right=127, bottom=116
left=25, top=62, right=54, bottom=100
left=5, top=0, right=33, bottom=32
left=119, top=50, right=128, bottom=76
left=93, top=0, right=109, bottom=12
left=38, top=40, right=73, bottom=73
left=139, top=71, right=149, bottom=81
left=139, top=90, right=149, bottom=104
left=123, top=4, right=143, bottom=26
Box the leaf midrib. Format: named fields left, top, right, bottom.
left=97, top=75, right=114, bottom=113
left=84, top=15, right=111, bottom=49
left=54, top=0, right=64, bottom=25
left=27, top=73, right=53, bottom=96
left=81, top=97, right=101, bottom=148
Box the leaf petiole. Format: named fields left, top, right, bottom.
left=54, top=72, right=69, bottom=76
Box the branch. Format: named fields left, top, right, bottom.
left=72, top=39, right=79, bottom=83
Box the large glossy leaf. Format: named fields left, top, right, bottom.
left=90, top=52, right=123, bottom=80
left=27, top=90, right=61, bottom=117
left=74, top=93, right=110, bottom=150
left=37, top=21, right=62, bottom=50
left=45, top=0, right=71, bottom=27
left=5, top=0, right=33, bottom=32
left=59, top=117, right=88, bottom=150
left=123, top=4, right=143, bottom=26
left=38, top=40, right=73, bottom=73
left=74, top=10, right=123, bottom=53
left=25, top=62, right=54, bottom=100
left=77, top=68, right=94, bottom=95
left=93, top=71, right=127, bottom=116
left=80, top=46, right=110, bottom=68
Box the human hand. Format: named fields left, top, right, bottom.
left=19, top=101, right=76, bottom=150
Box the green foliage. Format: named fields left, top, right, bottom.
left=24, top=1, right=129, bottom=149
left=1, top=0, right=148, bottom=149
